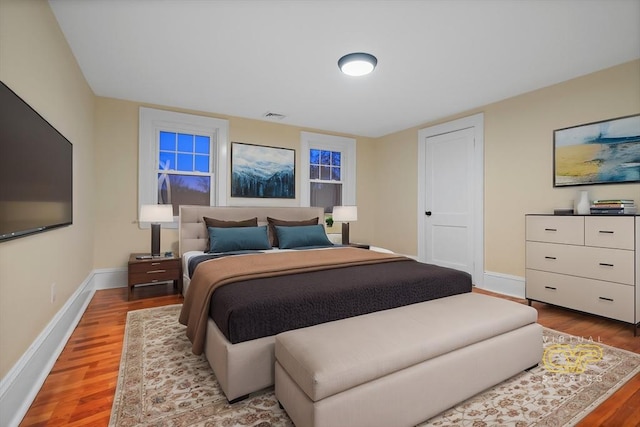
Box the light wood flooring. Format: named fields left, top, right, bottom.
left=19, top=285, right=640, bottom=426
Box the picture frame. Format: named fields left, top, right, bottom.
left=553, top=114, right=640, bottom=187
left=231, top=142, right=295, bottom=198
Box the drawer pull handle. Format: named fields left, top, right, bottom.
left=544, top=256, right=557, bottom=260
left=598, top=230, right=614, bottom=234
left=151, top=262, right=162, bottom=266
left=598, top=297, right=614, bottom=302
left=598, top=263, right=614, bottom=267
left=545, top=286, right=557, bottom=290
left=147, top=269, right=166, bottom=274
left=544, top=228, right=557, bottom=232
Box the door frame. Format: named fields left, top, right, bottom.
left=417, top=113, right=484, bottom=286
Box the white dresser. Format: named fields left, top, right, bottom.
left=525, top=214, right=639, bottom=333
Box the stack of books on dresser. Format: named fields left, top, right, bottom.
left=590, top=199, right=637, bottom=215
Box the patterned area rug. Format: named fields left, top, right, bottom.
left=109, top=304, right=640, bottom=427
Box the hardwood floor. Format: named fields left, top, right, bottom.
left=19, top=284, right=183, bottom=427
left=19, top=286, right=640, bottom=426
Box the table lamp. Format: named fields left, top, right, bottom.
left=332, top=206, right=357, bottom=245
left=139, top=204, right=174, bottom=256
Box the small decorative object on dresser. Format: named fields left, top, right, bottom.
left=590, top=199, right=637, bottom=215
left=575, top=190, right=590, bottom=214
left=127, top=253, right=182, bottom=300
left=525, top=214, right=640, bottom=335
left=553, top=208, right=574, bottom=215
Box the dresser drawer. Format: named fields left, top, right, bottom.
left=526, top=216, right=584, bottom=245
left=585, top=216, right=635, bottom=250
left=526, top=241, right=634, bottom=285
left=526, top=269, right=634, bottom=323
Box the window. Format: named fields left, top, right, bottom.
left=309, top=149, right=343, bottom=213
left=139, top=107, right=228, bottom=227
left=157, top=131, right=212, bottom=208
left=300, top=132, right=356, bottom=213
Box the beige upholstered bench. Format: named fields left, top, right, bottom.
left=275, top=292, right=542, bottom=427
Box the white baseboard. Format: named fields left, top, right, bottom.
left=479, top=271, right=525, bottom=299
left=92, top=267, right=127, bottom=290
left=0, top=267, right=126, bottom=427
left=0, top=273, right=95, bottom=427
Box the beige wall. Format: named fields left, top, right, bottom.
left=484, top=61, right=639, bottom=276
left=93, top=98, right=377, bottom=268
left=0, top=0, right=95, bottom=378
left=373, top=60, right=640, bottom=280
left=371, top=127, right=420, bottom=255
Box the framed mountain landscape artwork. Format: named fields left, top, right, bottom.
left=553, top=114, right=640, bottom=187
left=231, top=142, right=295, bottom=198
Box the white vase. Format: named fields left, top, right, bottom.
left=576, top=190, right=590, bottom=215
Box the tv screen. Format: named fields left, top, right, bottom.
left=0, top=81, right=73, bottom=241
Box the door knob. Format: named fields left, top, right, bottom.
left=425, top=211, right=432, bottom=216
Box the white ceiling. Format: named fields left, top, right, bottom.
left=49, top=0, right=640, bottom=138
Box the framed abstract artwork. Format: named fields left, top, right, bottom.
left=231, top=142, right=295, bottom=198
left=553, top=114, right=640, bottom=187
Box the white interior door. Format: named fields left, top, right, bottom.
left=424, top=128, right=474, bottom=273
left=417, top=113, right=484, bottom=285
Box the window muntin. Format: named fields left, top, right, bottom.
left=157, top=131, right=213, bottom=215
left=310, top=149, right=342, bottom=181
left=159, top=131, right=210, bottom=173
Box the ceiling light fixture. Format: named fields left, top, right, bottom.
left=338, top=52, right=377, bottom=77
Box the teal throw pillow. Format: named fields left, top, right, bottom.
left=208, top=225, right=271, bottom=253
left=275, top=224, right=333, bottom=249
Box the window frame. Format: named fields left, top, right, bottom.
left=139, top=107, right=229, bottom=229
left=300, top=131, right=356, bottom=208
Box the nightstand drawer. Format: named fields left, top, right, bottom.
left=128, top=258, right=180, bottom=273
left=129, top=267, right=181, bottom=285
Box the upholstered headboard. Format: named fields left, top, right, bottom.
left=178, top=205, right=326, bottom=255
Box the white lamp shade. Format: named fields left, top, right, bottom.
left=139, top=204, right=174, bottom=223
left=332, top=206, right=358, bottom=222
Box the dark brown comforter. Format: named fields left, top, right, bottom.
left=180, top=247, right=473, bottom=353
left=211, top=257, right=472, bottom=344
left=179, top=247, right=410, bottom=354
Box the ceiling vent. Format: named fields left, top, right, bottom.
left=263, top=111, right=286, bottom=120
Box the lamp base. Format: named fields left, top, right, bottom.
left=151, top=223, right=161, bottom=257
left=341, top=222, right=350, bottom=245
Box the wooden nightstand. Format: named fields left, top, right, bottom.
left=128, top=253, right=182, bottom=300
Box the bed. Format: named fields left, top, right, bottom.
left=177, top=205, right=472, bottom=402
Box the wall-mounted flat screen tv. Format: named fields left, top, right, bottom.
left=0, top=81, right=73, bottom=241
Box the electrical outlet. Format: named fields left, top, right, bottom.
left=51, top=283, right=56, bottom=303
